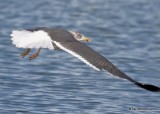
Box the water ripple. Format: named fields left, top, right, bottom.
left=0, top=0, right=160, bottom=114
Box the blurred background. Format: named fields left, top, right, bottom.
left=0, top=0, right=160, bottom=114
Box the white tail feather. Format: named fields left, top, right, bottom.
left=11, top=30, right=54, bottom=50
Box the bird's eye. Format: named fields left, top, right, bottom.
left=76, top=32, right=82, bottom=38
left=78, top=34, right=82, bottom=38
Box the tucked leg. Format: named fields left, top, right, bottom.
left=29, top=48, right=41, bottom=60
left=21, top=48, right=31, bottom=58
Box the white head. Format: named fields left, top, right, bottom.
left=69, top=31, right=90, bottom=42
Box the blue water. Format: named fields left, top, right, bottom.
left=0, top=0, right=160, bottom=114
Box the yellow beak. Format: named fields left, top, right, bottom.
left=82, top=36, right=90, bottom=42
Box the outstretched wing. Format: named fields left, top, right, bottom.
left=53, top=40, right=160, bottom=92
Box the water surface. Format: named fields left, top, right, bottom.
left=0, top=0, right=160, bottom=114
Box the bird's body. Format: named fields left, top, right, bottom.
left=11, top=27, right=160, bottom=92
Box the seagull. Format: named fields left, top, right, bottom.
left=11, top=27, right=160, bottom=92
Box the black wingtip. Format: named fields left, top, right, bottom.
left=135, top=82, right=160, bottom=92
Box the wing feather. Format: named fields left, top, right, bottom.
left=53, top=41, right=160, bottom=92
left=53, top=41, right=132, bottom=80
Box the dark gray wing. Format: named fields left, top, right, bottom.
left=59, top=41, right=160, bottom=92
left=60, top=41, right=132, bottom=80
